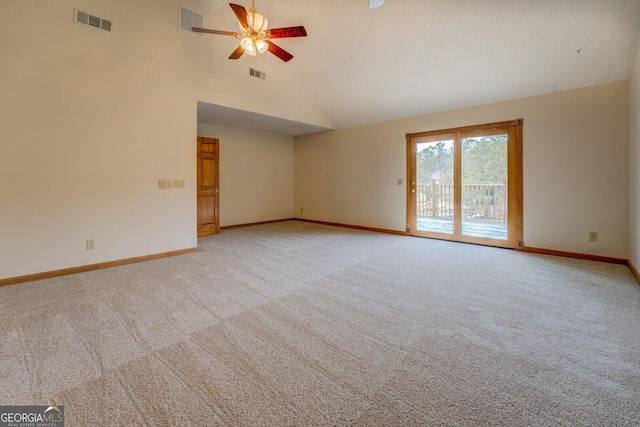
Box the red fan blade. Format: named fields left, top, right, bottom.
left=192, top=27, right=238, bottom=37
left=267, top=26, right=307, bottom=38
left=229, top=3, right=248, bottom=28
left=229, top=45, right=245, bottom=60
left=266, top=40, right=293, bottom=62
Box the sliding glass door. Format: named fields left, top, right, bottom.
left=407, top=120, right=522, bottom=249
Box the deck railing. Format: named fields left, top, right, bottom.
left=416, top=180, right=506, bottom=222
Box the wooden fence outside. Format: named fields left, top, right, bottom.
left=416, top=180, right=506, bottom=222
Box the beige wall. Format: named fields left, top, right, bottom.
left=197, top=124, right=293, bottom=227
left=630, top=38, right=640, bottom=270
left=295, top=81, right=630, bottom=259
left=0, top=0, right=324, bottom=280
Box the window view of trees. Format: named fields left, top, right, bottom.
left=417, top=136, right=507, bottom=185
left=461, top=135, right=507, bottom=223
left=416, top=134, right=507, bottom=224
left=417, top=140, right=453, bottom=184
left=461, top=135, right=507, bottom=185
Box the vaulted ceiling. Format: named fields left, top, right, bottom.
left=193, top=0, right=640, bottom=135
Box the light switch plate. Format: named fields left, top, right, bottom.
left=159, top=179, right=173, bottom=189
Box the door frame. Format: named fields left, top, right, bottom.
left=406, top=119, right=524, bottom=249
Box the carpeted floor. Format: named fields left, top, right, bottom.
left=1, top=220, right=639, bottom=426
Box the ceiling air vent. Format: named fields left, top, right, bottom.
left=74, top=8, right=112, bottom=33
left=249, top=67, right=266, bottom=80
left=180, top=6, right=204, bottom=36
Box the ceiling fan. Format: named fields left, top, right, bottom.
left=192, top=1, right=307, bottom=62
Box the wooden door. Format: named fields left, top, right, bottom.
left=407, top=120, right=523, bottom=249
left=197, top=137, right=220, bottom=236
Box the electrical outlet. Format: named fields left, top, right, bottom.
left=86, top=239, right=95, bottom=250
left=300, top=207, right=304, bottom=213
left=173, top=179, right=185, bottom=189
left=589, top=231, right=598, bottom=242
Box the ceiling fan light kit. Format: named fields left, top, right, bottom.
left=246, top=6, right=268, bottom=32
left=192, top=1, right=307, bottom=62
left=240, top=3, right=268, bottom=55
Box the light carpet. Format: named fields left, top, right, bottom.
left=1, top=221, right=639, bottom=426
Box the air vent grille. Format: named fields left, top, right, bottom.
left=249, top=67, right=266, bottom=80
left=88, top=14, right=101, bottom=28
left=179, top=6, right=204, bottom=36
left=100, top=19, right=112, bottom=32
left=76, top=10, right=88, bottom=25
left=74, top=8, right=112, bottom=33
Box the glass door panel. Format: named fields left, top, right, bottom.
left=460, top=133, right=508, bottom=240
left=415, top=139, right=455, bottom=235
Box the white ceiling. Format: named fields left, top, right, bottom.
left=195, top=0, right=640, bottom=136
